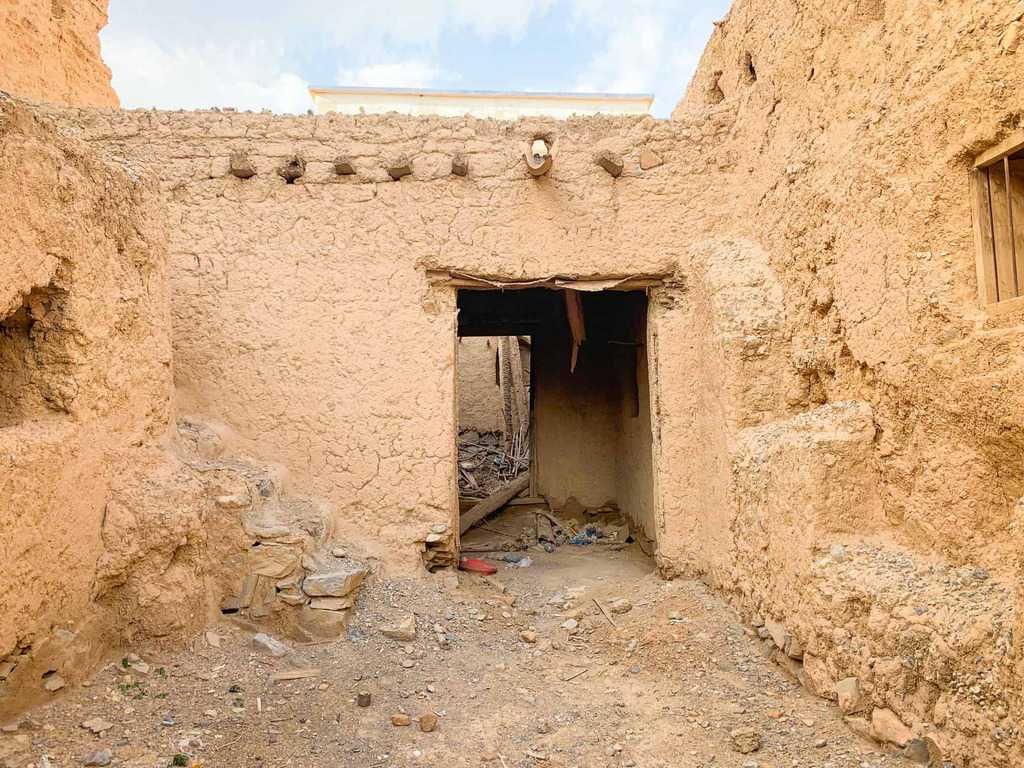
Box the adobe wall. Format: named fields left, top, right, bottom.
left=456, top=337, right=530, bottom=435
left=11, top=0, right=1024, bottom=761
left=36, top=106, right=696, bottom=568
left=663, top=0, right=1024, bottom=764
left=0, top=0, right=117, bottom=107
left=0, top=95, right=217, bottom=716
left=456, top=337, right=503, bottom=433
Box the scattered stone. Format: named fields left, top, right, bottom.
left=42, top=672, right=65, bottom=692
left=871, top=707, right=912, bottom=747
left=607, top=598, right=632, bottom=615
left=252, top=633, right=290, bottom=658
left=297, top=604, right=348, bottom=638
left=80, top=718, right=115, bottom=735
left=451, top=155, right=469, bottom=177
left=903, top=738, right=931, bottom=764
left=83, top=750, right=112, bottom=766
left=310, top=595, right=355, bottom=611
left=560, top=619, right=579, bottom=631
left=302, top=560, right=368, bottom=597
left=380, top=614, right=417, bottom=641
left=520, top=630, right=537, bottom=644
left=204, top=631, right=222, bottom=648
left=639, top=148, right=664, bottom=170
left=214, top=493, right=250, bottom=509
left=419, top=712, right=438, bottom=732
left=391, top=713, right=412, bottom=727
left=729, top=727, right=762, bottom=754
left=836, top=677, right=864, bottom=714
left=357, top=691, right=372, bottom=708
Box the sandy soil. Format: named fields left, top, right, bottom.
left=0, top=510, right=913, bottom=768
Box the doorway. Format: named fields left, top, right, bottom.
left=454, top=286, right=657, bottom=562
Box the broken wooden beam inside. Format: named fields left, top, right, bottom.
left=459, top=474, right=530, bottom=535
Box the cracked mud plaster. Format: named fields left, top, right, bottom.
left=5, top=0, right=1024, bottom=762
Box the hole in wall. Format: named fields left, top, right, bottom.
left=0, top=284, right=72, bottom=428
left=743, top=52, right=757, bottom=83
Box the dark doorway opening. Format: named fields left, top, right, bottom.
left=455, top=287, right=656, bottom=557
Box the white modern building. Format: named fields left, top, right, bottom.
left=308, top=86, right=653, bottom=120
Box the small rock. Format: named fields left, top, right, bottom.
left=729, top=727, right=762, bottom=754
left=903, top=739, right=931, bottom=764
left=252, top=633, right=290, bottom=658
left=81, top=719, right=115, bottom=735
left=872, top=708, right=912, bottom=747
left=391, top=713, right=412, bottom=727
left=520, top=630, right=537, bottom=644
left=301, top=560, right=368, bottom=597
left=639, top=148, right=664, bottom=170
left=83, top=750, right=112, bottom=766
left=42, top=673, right=65, bottom=692
left=419, top=713, right=438, bottom=732
left=381, top=614, right=417, bottom=642
left=228, top=152, right=256, bottom=180
left=357, top=691, right=371, bottom=708
left=608, top=599, right=632, bottom=615
left=560, top=619, right=579, bottom=631
left=204, top=631, right=222, bottom=648
left=836, top=677, right=864, bottom=714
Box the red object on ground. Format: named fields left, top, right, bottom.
left=458, top=557, right=498, bottom=575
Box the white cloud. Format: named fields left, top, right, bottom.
left=103, top=35, right=311, bottom=113
left=101, top=0, right=730, bottom=116
left=336, top=59, right=452, bottom=89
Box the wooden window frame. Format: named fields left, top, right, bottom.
left=972, top=131, right=1024, bottom=314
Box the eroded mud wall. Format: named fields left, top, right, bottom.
left=0, top=96, right=220, bottom=717
left=0, top=0, right=117, bottom=107
left=661, top=1, right=1024, bottom=764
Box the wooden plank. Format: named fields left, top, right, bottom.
left=1010, top=159, right=1024, bottom=292
left=459, top=474, right=530, bottom=535
left=988, top=165, right=1019, bottom=300
left=974, top=130, right=1024, bottom=169
left=972, top=169, right=999, bottom=305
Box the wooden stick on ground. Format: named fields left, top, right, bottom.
left=593, top=598, right=618, bottom=628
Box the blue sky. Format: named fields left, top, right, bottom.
left=101, top=1, right=732, bottom=118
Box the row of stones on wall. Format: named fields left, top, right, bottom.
left=226, top=144, right=664, bottom=184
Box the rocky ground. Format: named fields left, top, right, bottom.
left=0, top=513, right=915, bottom=768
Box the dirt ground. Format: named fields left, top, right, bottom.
left=0, top=508, right=913, bottom=768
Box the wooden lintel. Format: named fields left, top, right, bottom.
left=975, top=130, right=1024, bottom=169
left=427, top=270, right=666, bottom=292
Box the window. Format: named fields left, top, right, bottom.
left=973, top=134, right=1024, bottom=307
